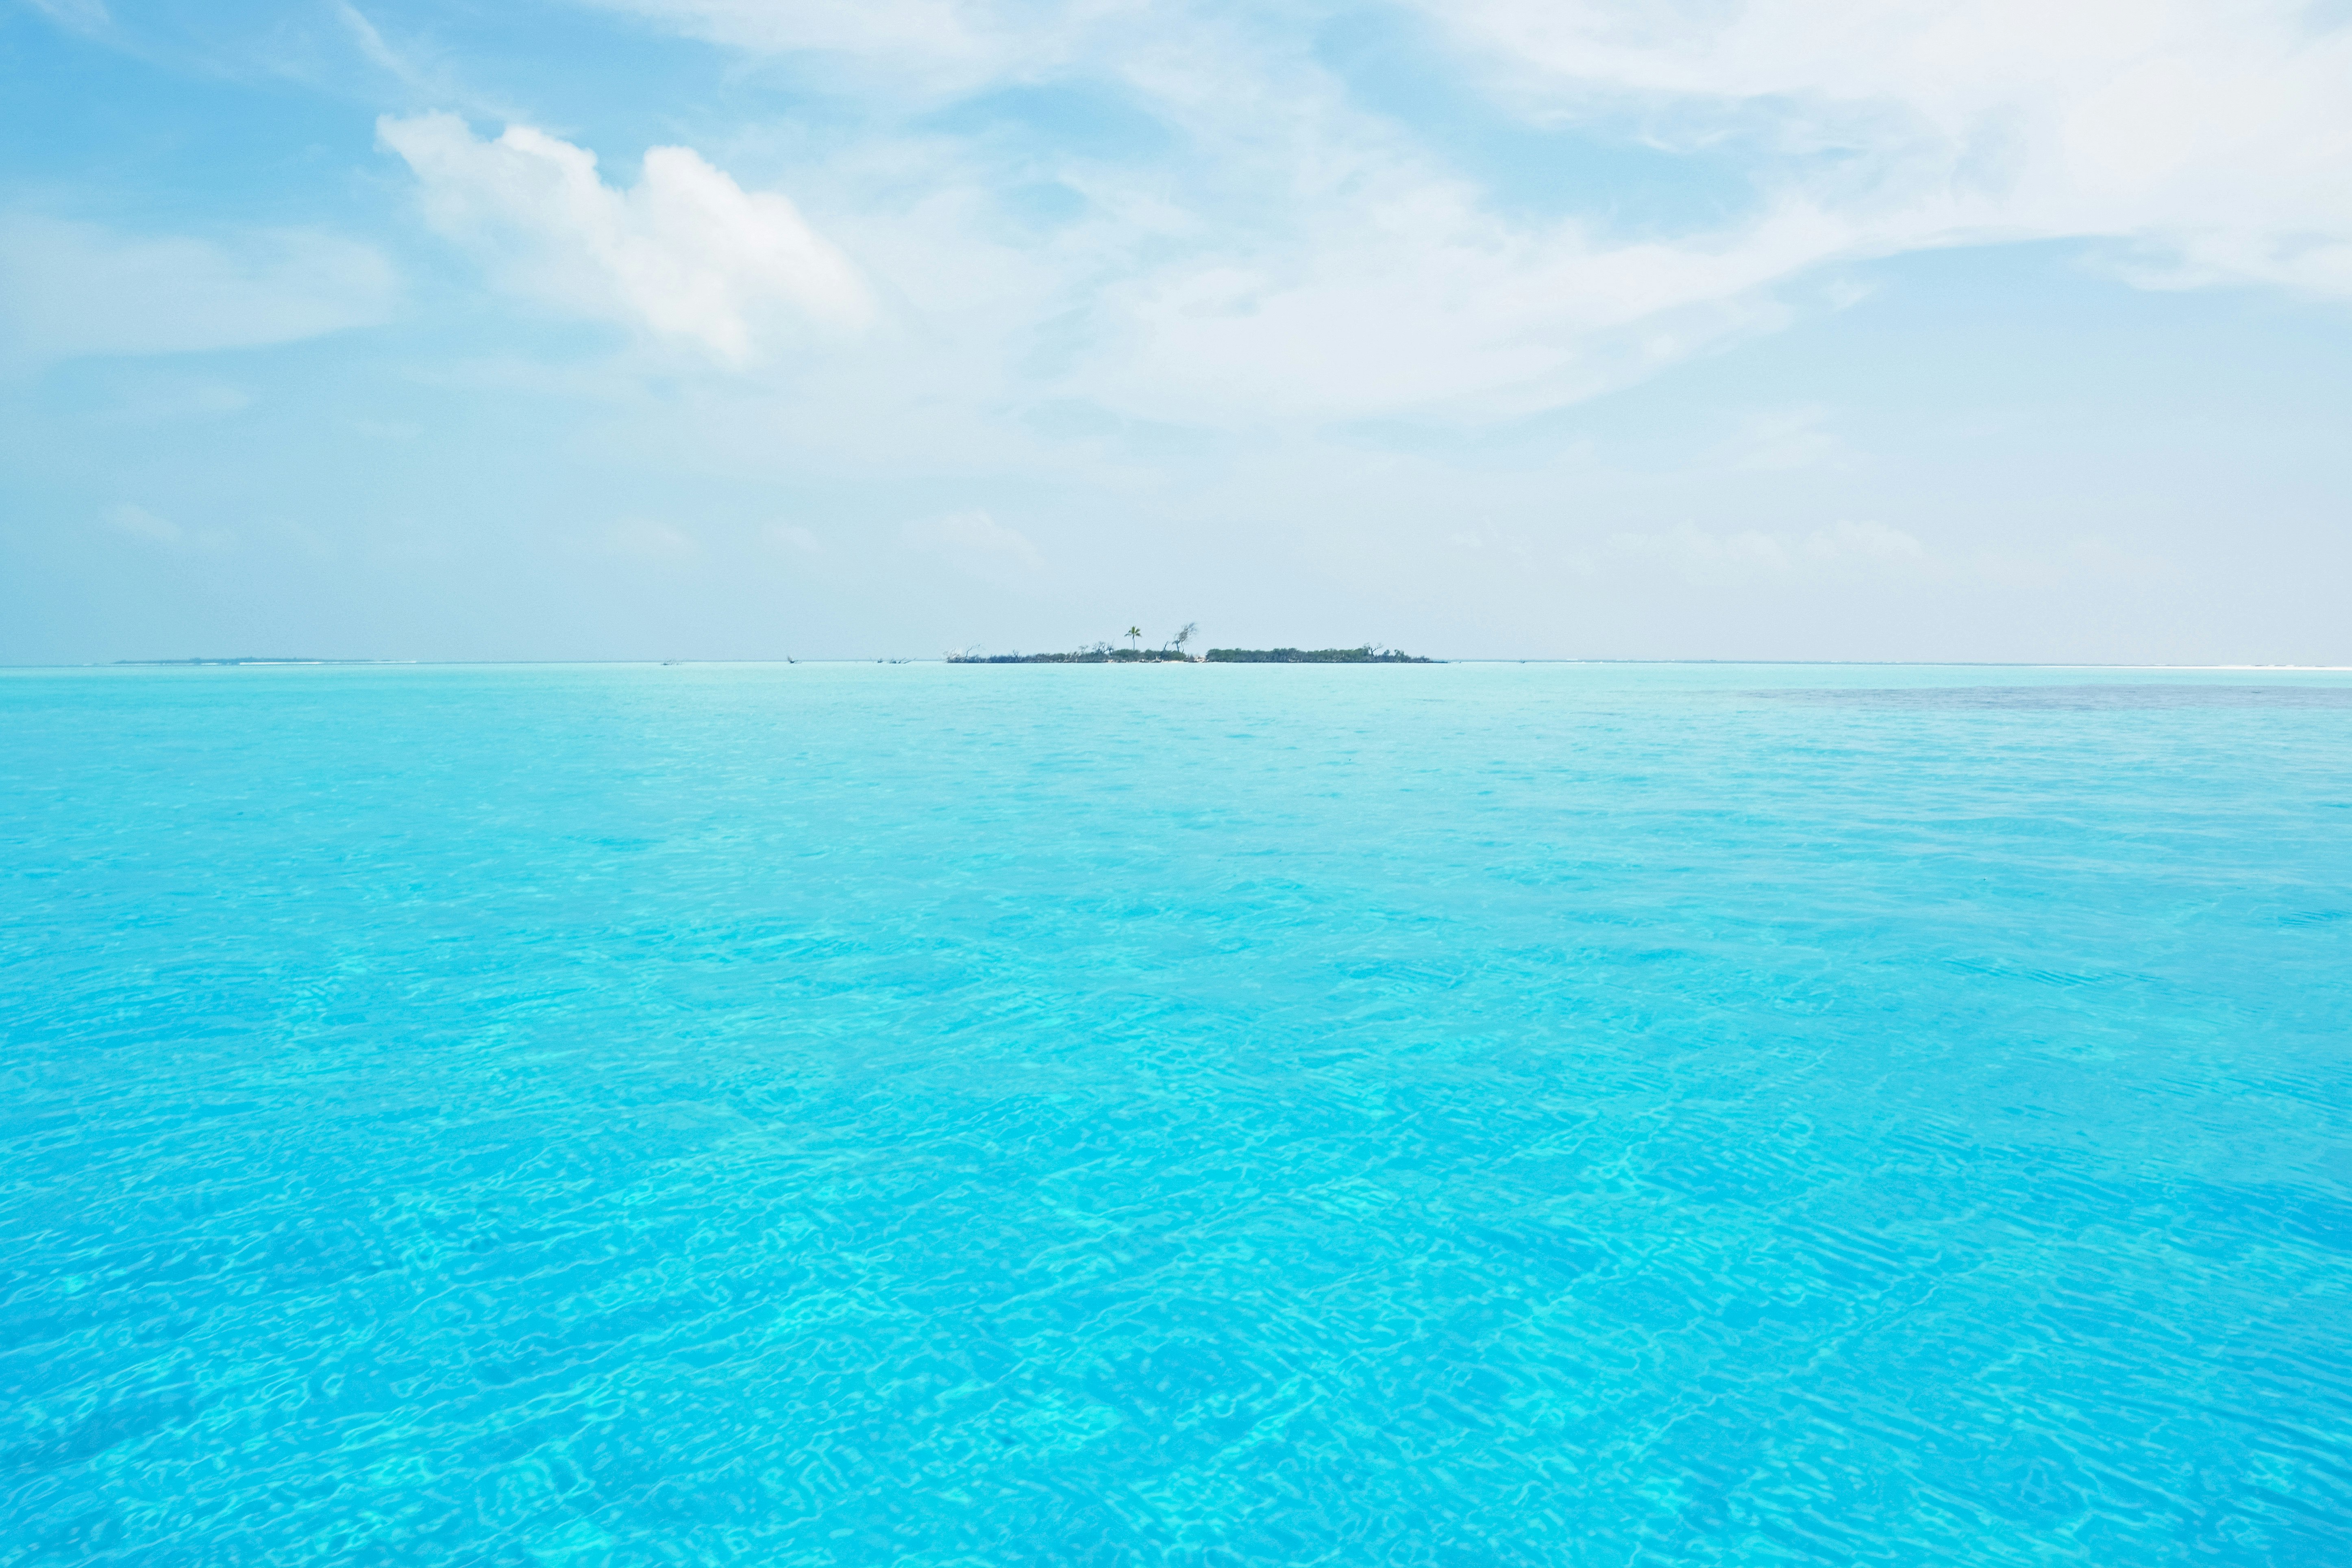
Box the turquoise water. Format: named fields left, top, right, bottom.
left=4, top=662, right=2350, bottom=1566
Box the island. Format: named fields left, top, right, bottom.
left=1203, top=646, right=1433, bottom=663
left=948, top=647, right=1193, bottom=663
left=947, top=640, right=1434, bottom=664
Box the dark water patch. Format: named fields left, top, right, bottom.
left=1, top=1387, right=200, bottom=1477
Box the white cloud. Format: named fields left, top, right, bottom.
left=570, top=0, right=2352, bottom=426
left=337, top=0, right=422, bottom=86
left=1079, top=198, right=1839, bottom=423
left=0, top=217, right=396, bottom=364
left=336, top=4, right=530, bottom=130
left=1424, top=0, right=2352, bottom=296
left=378, top=113, right=873, bottom=365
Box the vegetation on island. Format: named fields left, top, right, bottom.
left=946, top=626, right=1435, bottom=664
left=1203, top=646, right=1433, bottom=663
left=948, top=623, right=1196, bottom=663
left=949, top=646, right=1197, bottom=663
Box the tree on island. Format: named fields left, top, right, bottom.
left=1125, top=625, right=1143, bottom=655
left=1168, top=622, right=1198, bottom=657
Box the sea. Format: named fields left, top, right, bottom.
left=4, top=661, right=2349, bottom=1566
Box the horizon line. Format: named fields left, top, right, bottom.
left=8, top=659, right=2352, bottom=673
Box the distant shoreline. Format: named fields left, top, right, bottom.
left=22, top=658, right=2349, bottom=672
left=110, top=658, right=414, bottom=667
left=948, top=646, right=1437, bottom=665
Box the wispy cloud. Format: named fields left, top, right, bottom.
left=579, top=0, right=1059, bottom=95
left=596, top=519, right=701, bottom=562
left=766, top=523, right=827, bottom=557
left=333, top=2, right=526, bottom=124
left=22, top=0, right=111, bottom=38
left=1424, top=0, right=2352, bottom=296
left=104, top=503, right=232, bottom=551
left=334, top=0, right=417, bottom=86
left=561, top=0, right=2352, bottom=426
left=94, top=376, right=255, bottom=426
left=1722, top=406, right=1851, bottom=472
left=0, top=217, right=396, bottom=365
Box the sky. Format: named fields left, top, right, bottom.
left=3, top=0, right=2350, bottom=663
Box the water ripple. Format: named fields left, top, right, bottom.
left=3, top=662, right=2349, bottom=1564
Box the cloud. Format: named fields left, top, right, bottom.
left=597, top=519, right=701, bottom=562
left=901, top=509, right=1043, bottom=582
left=1423, top=0, right=2352, bottom=296
left=104, top=503, right=231, bottom=551
left=766, top=522, right=826, bottom=556
left=1723, top=406, right=1850, bottom=472
left=378, top=113, right=873, bottom=364
left=348, top=416, right=421, bottom=440
left=22, top=0, right=110, bottom=37
left=570, top=0, right=2352, bottom=427
left=578, top=0, right=1055, bottom=95
left=335, top=3, right=528, bottom=126
left=0, top=217, right=396, bottom=364
left=1078, top=198, right=1839, bottom=423
left=95, top=377, right=254, bottom=426
left=107, top=503, right=179, bottom=544
left=1809, top=518, right=1930, bottom=566
left=337, top=0, right=420, bottom=85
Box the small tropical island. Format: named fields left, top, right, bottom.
left=1203, top=646, right=1435, bottom=663
left=947, top=624, right=1436, bottom=663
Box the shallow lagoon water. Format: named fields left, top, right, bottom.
left=4, top=661, right=2350, bottom=1565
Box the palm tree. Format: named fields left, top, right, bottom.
left=1125, top=625, right=1143, bottom=657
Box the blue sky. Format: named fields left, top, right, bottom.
left=4, top=0, right=2350, bottom=662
